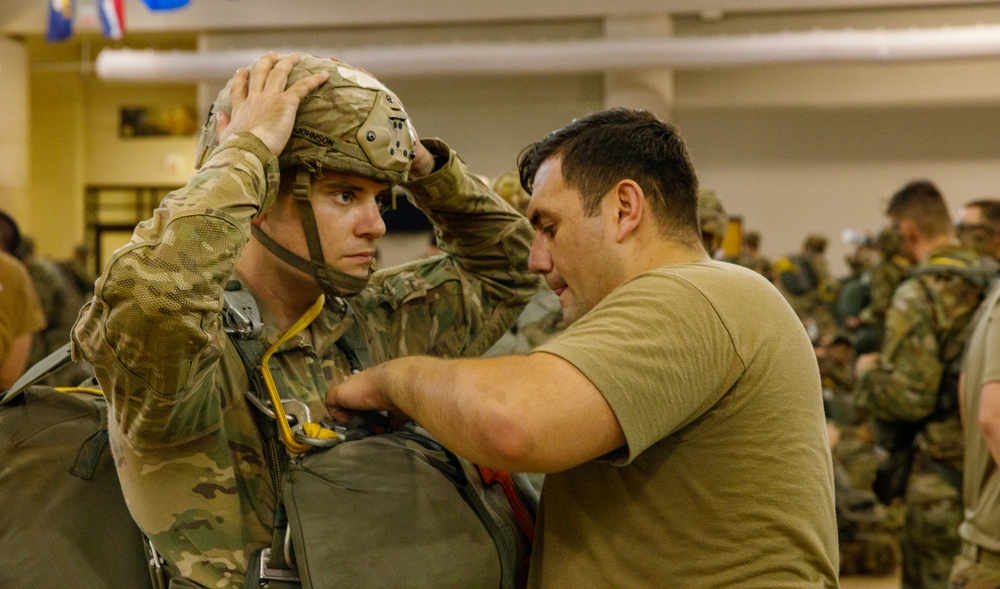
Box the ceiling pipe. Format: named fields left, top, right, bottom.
left=95, top=22, right=1000, bottom=83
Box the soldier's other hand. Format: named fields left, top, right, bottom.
left=326, top=365, right=396, bottom=422
left=854, top=352, right=881, bottom=378
left=218, top=52, right=330, bottom=156
left=408, top=129, right=436, bottom=179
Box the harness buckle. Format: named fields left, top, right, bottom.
left=259, top=548, right=301, bottom=583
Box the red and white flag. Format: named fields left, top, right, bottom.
left=98, top=0, right=124, bottom=40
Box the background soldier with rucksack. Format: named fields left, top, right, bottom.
left=70, top=53, right=536, bottom=588
left=856, top=180, right=995, bottom=589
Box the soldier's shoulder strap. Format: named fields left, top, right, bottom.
left=0, top=342, right=74, bottom=406
left=909, top=255, right=999, bottom=292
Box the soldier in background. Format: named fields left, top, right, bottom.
left=775, top=234, right=839, bottom=341
left=731, top=230, right=772, bottom=277
left=853, top=226, right=913, bottom=354
left=697, top=188, right=727, bottom=258
left=0, top=211, right=47, bottom=390
left=955, top=199, right=1000, bottom=262
left=485, top=169, right=563, bottom=359
left=856, top=180, right=994, bottom=589
left=15, top=236, right=92, bottom=386
left=817, top=333, right=901, bottom=576
left=58, top=243, right=96, bottom=300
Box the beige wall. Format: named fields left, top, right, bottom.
left=16, top=4, right=1000, bottom=274
left=0, top=37, right=29, bottom=226
left=29, top=66, right=197, bottom=260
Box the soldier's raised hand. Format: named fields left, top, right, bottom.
left=216, top=52, right=330, bottom=156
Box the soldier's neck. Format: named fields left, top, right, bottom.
left=235, top=241, right=322, bottom=331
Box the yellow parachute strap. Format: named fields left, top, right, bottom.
left=301, top=421, right=341, bottom=441
left=54, top=387, right=104, bottom=396
left=891, top=255, right=912, bottom=268
left=926, top=256, right=967, bottom=268
left=773, top=257, right=797, bottom=274
left=260, top=295, right=340, bottom=454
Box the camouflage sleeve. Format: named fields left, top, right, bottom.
left=860, top=264, right=896, bottom=325
left=72, top=132, right=279, bottom=444
left=354, top=139, right=536, bottom=361
left=857, top=278, right=943, bottom=422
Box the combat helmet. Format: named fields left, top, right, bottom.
left=195, top=54, right=416, bottom=299
left=491, top=169, right=530, bottom=215
left=697, top=189, right=727, bottom=254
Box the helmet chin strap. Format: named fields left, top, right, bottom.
left=250, top=169, right=372, bottom=299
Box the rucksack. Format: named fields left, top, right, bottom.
left=0, top=345, right=153, bottom=589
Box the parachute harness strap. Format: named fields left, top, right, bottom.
left=261, top=294, right=342, bottom=454
left=55, top=387, right=104, bottom=396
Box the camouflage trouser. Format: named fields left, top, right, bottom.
left=949, top=548, right=1000, bottom=589
left=902, top=454, right=963, bottom=589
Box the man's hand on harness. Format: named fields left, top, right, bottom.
left=216, top=52, right=330, bottom=156
left=326, top=362, right=399, bottom=423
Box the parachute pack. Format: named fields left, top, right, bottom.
left=0, top=346, right=152, bottom=589
left=0, top=286, right=536, bottom=589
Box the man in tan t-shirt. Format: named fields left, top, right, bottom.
left=952, top=282, right=1000, bottom=586
left=327, top=109, right=839, bottom=588
left=0, top=249, right=46, bottom=390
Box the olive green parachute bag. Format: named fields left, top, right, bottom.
left=231, top=292, right=538, bottom=589
left=0, top=344, right=153, bottom=589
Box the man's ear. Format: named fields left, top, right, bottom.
left=612, top=180, right=643, bottom=243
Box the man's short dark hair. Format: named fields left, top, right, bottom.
left=517, top=108, right=699, bottom=244
left=965, top=199, right=1000, bottom=229
left=886, top=180, right=952, bottom=237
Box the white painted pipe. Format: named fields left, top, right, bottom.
left=95, top=22, right=1000, bottom=82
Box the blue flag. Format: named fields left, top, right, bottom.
left=141, top=0, right=189, bottom=9
left=46, top=0, right=74, bottom=42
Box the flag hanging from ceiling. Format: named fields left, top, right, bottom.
left=141, top=0, right=189, bottom=9
left=46, top=0, right=74, bottom=42
left=98, top=0, right=124, bottom=39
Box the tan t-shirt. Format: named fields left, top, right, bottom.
left=958, top=282, right=1000, bottom=552
left=531, top=261, right=839, bottom=589
left=0, top=250, right=46, bottom=358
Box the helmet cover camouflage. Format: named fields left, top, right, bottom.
left=196, top=54, right=415, bottom=184
left=490, top=169, right=530, bottom=215
left=698, top=189, right=728, bottom=250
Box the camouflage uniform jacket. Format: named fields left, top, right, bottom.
left=858, top=254, right=911, bottom=327
left=71, top=133, right=536, bottom=589
left=858, top=245, right=991, bottom=436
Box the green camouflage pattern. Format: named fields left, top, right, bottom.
left=490, top=169, right=530, bottom=215
left=197, top=55, right=415, bottom=185
left=697, top=189, right=727, bottom=253
left=71, top=133, right=536, bottom=589
left=858, top=245, right=989, bottom=425
left=731, top=251, right=772, bottom=278
left=902, top=457, right=963, bottom=589
left=858, top=254, right=911, bottom=329
left=24, top=258, right=88, bottom=386
left=483, top=286, right=563, bottom=357
left=858, top=244, right=992, bottom=589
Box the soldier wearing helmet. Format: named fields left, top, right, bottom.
left=72, top=54, right=536, bottom=588
left=697, top=189, right=727, bottom=257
